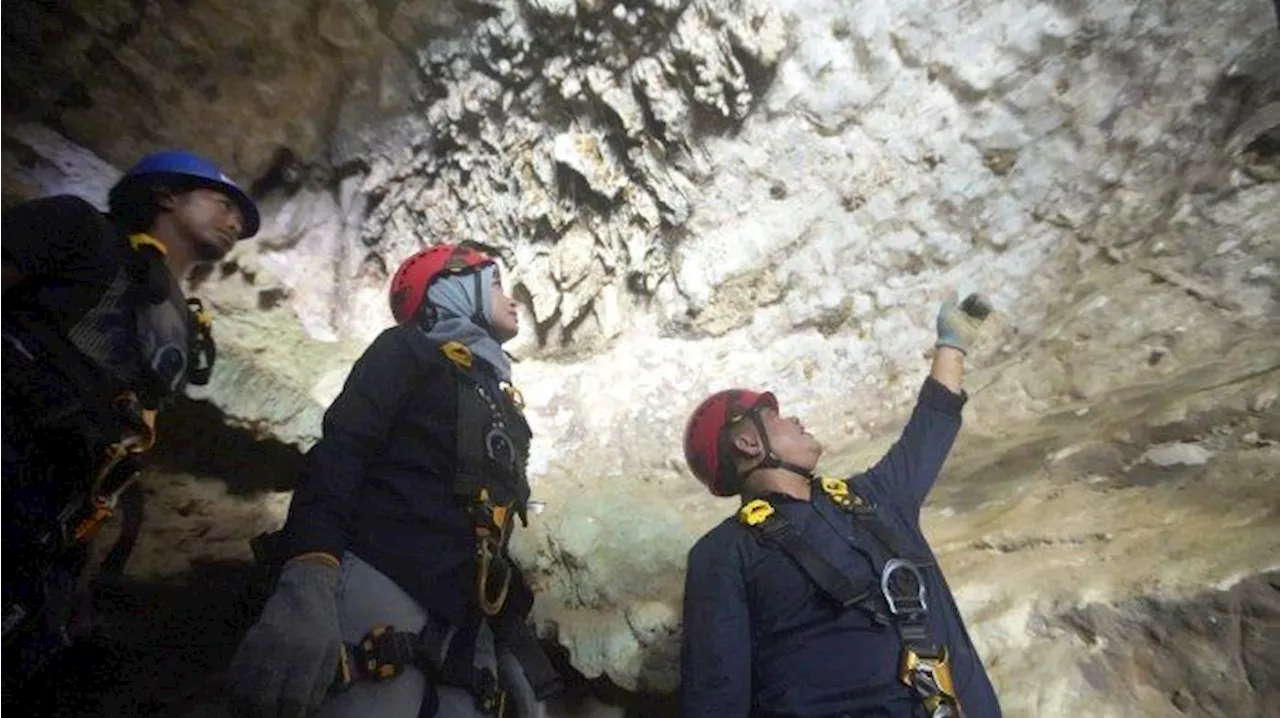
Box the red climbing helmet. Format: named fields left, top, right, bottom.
left=683, top=389, right=778, bottom=496
left=389, top=243, right=495, bottom=324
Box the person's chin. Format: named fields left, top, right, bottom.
left=196, top=238, right=232, bottom=262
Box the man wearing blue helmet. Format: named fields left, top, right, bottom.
left=1, top=149, right=260, bottom=697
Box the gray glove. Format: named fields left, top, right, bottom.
left=935, top=293, right=992, bottom=355
left=228, top=557, right=343, bottom=718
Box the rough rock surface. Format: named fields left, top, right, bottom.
left=1, top=0, right=452, bottom=182
left=3, top=0, right=1279, bottom=713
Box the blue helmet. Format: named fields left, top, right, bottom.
left=108, top=150, right=260, bottom=238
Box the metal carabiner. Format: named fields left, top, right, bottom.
left=880, top=558, right=928, bottom=616
left=475, top=535, right=513, bottom=617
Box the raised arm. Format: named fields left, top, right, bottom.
left=861, top=295, right=991, bottom=513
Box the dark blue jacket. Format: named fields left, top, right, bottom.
left=681, top=377, right=1002, bottom=718
left=279, top=324, right=526, bottom=626
left=4, top=196, right=160, bottom=435
left=3, top=196, right=196, bottom=408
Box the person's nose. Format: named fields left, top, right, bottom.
left=226, top=209, right=244, bottom=237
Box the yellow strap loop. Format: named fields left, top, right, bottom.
left=739, top=499, right=776, bottom=527
left=817, top=476, right=866, bottom=509
left=441, top=341, right=473, bottom=369
left=128, top=232, right=169, bottom=256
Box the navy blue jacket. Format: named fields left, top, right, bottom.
left=279, top=324, right=514, bottom=626
left=681, top=377, right=1002, bottom=718
left=3, top=195, right=196, bottom=421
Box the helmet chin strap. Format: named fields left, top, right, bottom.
left=742, top=412, right=815, bottom=482
left=471, top=270, right=489, bottom=329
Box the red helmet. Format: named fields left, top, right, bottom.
left=389, top=243, right=495, bottom=324
left=683, top=389, right=777, bottom=496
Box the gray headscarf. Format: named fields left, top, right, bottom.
left=418, top=264, right=511, bottom=380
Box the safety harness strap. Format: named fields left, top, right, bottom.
left=742, top=501, right=875, bottom=610
left=739, top=479, right=963, bottom=717
left=336, top=615, right=561, bottom=716
left=185, top=297, right=216, bottom=387
left=337, top=617, right=504, bottom=714
left=317, top=337, right=553, bottom=713
left=502, top=618, right=565, bottom=700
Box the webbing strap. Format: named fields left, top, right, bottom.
left=338, top=615, right=563, bottom=714
left=755, top=515, right=876, bottom=609
left=740, top=483, right=964, bottom=715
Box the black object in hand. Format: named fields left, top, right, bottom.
left=959, top=294, right=992, bottom=320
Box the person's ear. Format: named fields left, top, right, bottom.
left=154, top=184, right=180, bottom=211
left=731, top=430, right=763, bottom=460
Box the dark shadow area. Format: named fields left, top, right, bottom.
left=147, top=396, right=305, bottom=497
left=7, top=558, right=682, bottom=718
left=542, top=637, right=681, bottom=718
left=6, top=557, right=271, bottom=718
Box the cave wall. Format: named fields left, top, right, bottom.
left=3, top=0, right=1278, bottom=713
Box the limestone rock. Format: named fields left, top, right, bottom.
left=1, top=123, right=122, bottom=208
left=553, top=132, right=628, bottom=200
left=1, top=1, right=433, bottom=181
left=346, top=0, right=784, bottom=351
left=4, top=0, right=1280, bottom=708
left=1142, top=442, right=1215, bottom=467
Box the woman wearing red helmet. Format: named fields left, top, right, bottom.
left=229, top=243, right=558, bottom=718
left=680, top=295, right=1004, bottom=718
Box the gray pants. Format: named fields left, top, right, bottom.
left=317, top=552, right=544, bottom=718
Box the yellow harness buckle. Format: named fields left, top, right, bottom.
left=739, top=499, right=776, bottom=527
left=501, top=381, right=526, bottom=411
left=818, top=476, right=866, bottom=510
left=441, top=341, right=473, bottom=368
left=901, top=647, right=961, bottom=717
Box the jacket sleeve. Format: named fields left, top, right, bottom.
left=2, top=196, right=118, bottom=286
left=861, top=376, right=967, bottom=516
left=279, top=327, right=424, bottom=560
left=681, top=532, right=752, bottom=718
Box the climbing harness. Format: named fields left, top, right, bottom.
left=127, top=233, right=219, bottom=395
left=67, top=392, right=156, bottom=546
left=3, top=391, right=158, bottom=654
left=738, top=477, right=963, bottom=718
left=250, top=337, right=559, bottom=712
left=439, top=340, right=532, bottom=620
left=333, top=606, right=563, bottom=716
left=3, top=230, right=201, bottom=656
left=185, top=298, right=216, bottom=387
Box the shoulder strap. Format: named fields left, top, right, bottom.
left=739, top=499, right=878, bottom=610
left=817, top=477, right=928, bottom=567
left=746, top=487, right=962, bottom=713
